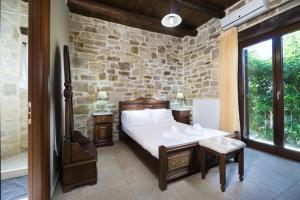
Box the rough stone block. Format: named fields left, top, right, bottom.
left=118, top=62, right=131, bottom=71
left=85, top=26, right=97, bottom=33
left=98, top=73, right=107, bottom=80
left=107, top=56, right=120, bottom=61
left=74, top=105, right=90, bottom=114
left=131, top=46, right=139, bottom=54
left=73, top=82, right=89, bottom=92
left=108, top=75, right=118, bottom=81
left=119, top=71, right=130, bottom=76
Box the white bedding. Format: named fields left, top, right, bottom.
left=122, top=121, right=234, bottom=158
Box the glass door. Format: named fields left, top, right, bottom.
left=240, top=26, right=300, bottom=160
left=282, top=30, right=300, bottom=152
left=1, top=0, right=29, bottom=199
left=243, top=39, right=275, bottom=145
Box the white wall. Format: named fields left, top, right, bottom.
left=50, top=0, right=69, bottom=196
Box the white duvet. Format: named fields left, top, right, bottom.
left=122, top=121, right=234, bottom=158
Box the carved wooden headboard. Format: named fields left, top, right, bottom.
left=118, top=98, right=170, bottom=140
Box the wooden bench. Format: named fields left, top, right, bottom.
left=199, top=136, right=246, bottom=192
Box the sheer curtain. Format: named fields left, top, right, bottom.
left=218, top=27, right=240, bottom=133
left=19, top=42, right=28, bottom=90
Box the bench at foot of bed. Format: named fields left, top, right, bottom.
left=158, top=131, right=240, bottom=191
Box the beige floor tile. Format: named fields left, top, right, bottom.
left=278, top=181, right=300, bottom=200
left=121, top=162, right=156, bottom=183
left=97, top=151, right=118, bottom=169
left=169, top=174, right=234, bottom=200
left=113, top=148, right=141, bottom=164
left=88, top=164, right=128, bottom=193
left=204, top=162, right=241, bottom=186
left=242, top=166, right=296, bottom=195
left=244, top=151, right=266, bottom=167
left=171, top=178, right=205, bottom=198
left=52, top=195, right=64, bottom=200
left=130, top=178, right=183, bottom=200
left=52, top=184, right=89, bottom=200
left=181, top=182, right=234, bottom=200
left=273, top=197, right=287, bottom=200
left=115, top=155, right=144, bottom=169
left=88, top=185, right=136, bottom=200
left=172, top=179, right=214, bottom=199
left=225, top=175, right=276, bottom=200
left=253, top=155, right=300, bottom=175
left=196, top=191, right=234, bottom=200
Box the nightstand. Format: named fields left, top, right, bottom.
left=172, top=109, right=191, bottom=125
left=92, top=112, right=113, bottom=147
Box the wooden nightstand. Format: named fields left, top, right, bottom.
left=172, top=109, right=191, bottom=125
left=92, top=112, right=113, bottom=147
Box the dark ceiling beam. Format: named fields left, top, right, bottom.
left=173, top=0, right=225, bottom=18
left=67, top=0, right=198, bottom=37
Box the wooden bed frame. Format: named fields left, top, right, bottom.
left=118, top=98, right=201, bottom=190
left=119, top=98, right=239, bottom=191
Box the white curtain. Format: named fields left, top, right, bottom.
left=19, top=42, right=28, bottom=89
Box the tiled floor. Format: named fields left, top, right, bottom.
left=1, top=175, right=28, bottom=200
left=1, top=152, right=28, bottom=180
left=52, top=142, right=300, bottom=200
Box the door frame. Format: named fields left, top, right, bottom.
left=28, top=0, right=50, bottom=199
left=238, top=6, right=300, bottom=161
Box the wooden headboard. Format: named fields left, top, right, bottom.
left=118, top=98, right=170, bottom=140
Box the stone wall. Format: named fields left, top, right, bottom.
left=182, top=0, right=300, bottom=105
left=69, top=0, right=300, bottom=139
left=69, top=14, right=184, bottom=138
left=0, top=0, right=28, bottom=159
left=183, top=19, right=221, bottom=105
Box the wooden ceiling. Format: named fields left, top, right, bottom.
left=67, top=0, right=240, bottom=37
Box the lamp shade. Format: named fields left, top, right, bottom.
left=161, top=13, right=182, bottom=28
left=176, top=92, right=184, bottom=99
left=97, top=91, right=108, bottom=99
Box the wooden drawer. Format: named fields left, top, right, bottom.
left=178, top=110, right=190, bottom=117
left=94, top=123, right=112, bottom=140
left=172, top=110, right=191, bottom=125
left=94, top=115, right=112, bottom=123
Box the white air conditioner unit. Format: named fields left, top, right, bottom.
left=221, top=0, right=269, bottom=31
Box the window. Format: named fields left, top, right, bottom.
left=239, top=10, right=300, bottom=160
left=243, top=39, right=274, bottom=145
left=282, top=30, right=300, bottom=152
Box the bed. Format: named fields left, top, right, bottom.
left=119, top=98, right=238, bottom=191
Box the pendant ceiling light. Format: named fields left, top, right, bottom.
left=161, top=0, right=182, bottom=28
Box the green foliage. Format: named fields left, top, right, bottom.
left=247, top=30, right=300, bottom=148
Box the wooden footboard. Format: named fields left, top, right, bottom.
left=158, top=142, right=200, bottom=191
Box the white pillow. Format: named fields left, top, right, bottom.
left=121, top=110, right=152, bottom=127
left=148, top=109, right=175, bottom=124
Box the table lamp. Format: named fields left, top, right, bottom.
left=176, top=92, right=185, bottom=108
left=96, top=91, right=108, bottom=112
